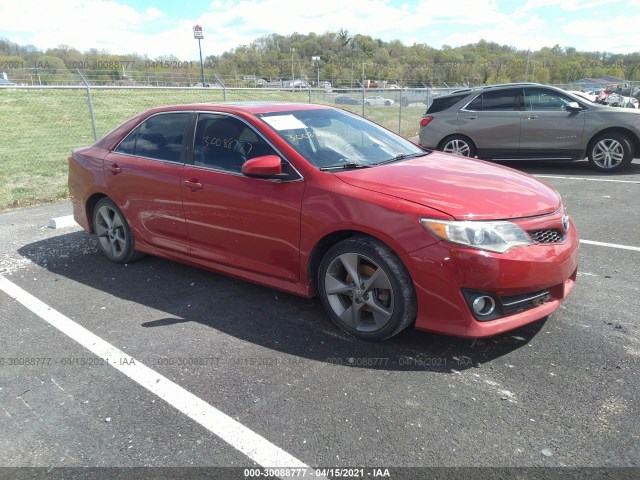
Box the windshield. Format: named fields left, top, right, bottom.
left=258, top=108, right=425, bottom=169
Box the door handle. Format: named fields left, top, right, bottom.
left=107, top=164, right=122, bottom=174
left=183, top=179, right=204, bottom=191
left=527, top=115, right=539, bottom=120
left=464, top=116, right=477, bottom=120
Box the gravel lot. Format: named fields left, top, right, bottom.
left=1, top=158, right=639, bottom=480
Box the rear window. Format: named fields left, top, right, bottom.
left=426, top=94, right=469, bottom=114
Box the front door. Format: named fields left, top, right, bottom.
left=181, top=113, right=305, bottom=282
left=519, top=87, right=586, bottom=159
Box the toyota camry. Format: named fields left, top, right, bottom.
left=68, top=103, right=579, bottom=340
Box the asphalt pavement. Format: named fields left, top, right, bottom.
left=0, top=158, right=639, bottom=480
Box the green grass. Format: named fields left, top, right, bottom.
left=0, top=88, right=423, bottom=210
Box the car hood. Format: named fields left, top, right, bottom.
left=334, top=153, right=561, bottom=220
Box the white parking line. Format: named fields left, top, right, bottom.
left=535, top=175, right=640, bottom=184
left=0, top=275, right=311, bottom=474
left=580, top=240, right=640, bottom=252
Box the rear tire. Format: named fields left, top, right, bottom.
left=92, top=198, right=143, bottom=263
left=587, top=133, right=633, bottom=172
left=439, top=135, right=477, bottom=157
left=318, top=236, right=417, bottom=341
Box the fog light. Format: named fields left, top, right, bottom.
left=472, top=295, right=496, bottom=316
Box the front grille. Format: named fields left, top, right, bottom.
left=528, top=229, right=565, bottom=244
left=501, top=290, right=550, bottom=315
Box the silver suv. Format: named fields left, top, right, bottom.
left=418, top=83, right=640, bottom=172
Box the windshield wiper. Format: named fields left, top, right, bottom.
left=375, top=152, right=429, bottom=166
left=319, top=162, right=372, bottom=171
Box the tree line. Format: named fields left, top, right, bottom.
left=1, top=31, right=639, bottom=87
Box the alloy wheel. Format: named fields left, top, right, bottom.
left=323, top=252, right=395, bottom=333
left=95, top=204, right=128, bottom=260
left=592, top=139, right=624, bottom=169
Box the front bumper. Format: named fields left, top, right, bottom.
left=404, top=217, right=579, bottom=338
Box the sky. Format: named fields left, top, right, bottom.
left=1, top=0, right=639, bottom=60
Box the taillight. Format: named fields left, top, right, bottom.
left=420, top=115, right=433, bottom=127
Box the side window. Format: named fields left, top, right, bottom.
left=136, top=113, right=189, bottom=162
left=465, top=95, right=482, bottom=111
left=126, top=113, right=189, bottom=162
left=115, top=128, right=137, bottom=154
left=426, top=93, right=469, bottom=113
left=481, top=89, right=520, bottom=111
left=525, top=88, right=575, bottom=111
left=194, top=114, right=277, bottom=173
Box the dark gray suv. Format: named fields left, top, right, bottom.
left=418, top=83, right=640, bottom=172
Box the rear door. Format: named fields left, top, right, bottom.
left=105, top=112, right=192, bottom=253
left=458, top=88, right=522, bottom=158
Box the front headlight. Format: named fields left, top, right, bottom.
left=420, top=218, right=533, bottom=253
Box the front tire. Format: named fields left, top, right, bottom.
left=92, top=198, right=142, bottom=263
left=318, top=236, right=416, bottom=341
left=588, top=133, right=633, bottom=172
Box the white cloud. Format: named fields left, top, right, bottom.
left=517, top=0, right=622, bottom=14
left=561, top=15, right=640, bottom=52
left=145, top=7, right=166, bottom=19
left=0, top=0, right=638, bottom=59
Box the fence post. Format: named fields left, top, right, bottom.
left=214, top=74, right=227, bottom=102
left=76, top=69, right=98, bottom=142
left=398, top=90, right=403, bottom=134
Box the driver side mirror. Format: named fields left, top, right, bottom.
left=242, top=155, right=288, bottom=179
left=565, top=102, right=583, bottom=112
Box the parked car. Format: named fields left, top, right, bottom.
left=69, top=103, right=578, bottom=341
left=334, top=95, right=361, bottom=105
left=364, top=96, right=395, bottom=106
left=597, top=91, right=639, bottom=109
left=567, top=90, right=596, bottom=102
left=419, top=83, right=640, bottom=172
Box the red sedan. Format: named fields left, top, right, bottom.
left=68, top=103, right=579, bottom=340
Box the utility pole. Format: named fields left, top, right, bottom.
left=290, top=48, right=295, bottom=83
left=312, top=56, right=321, bottom=87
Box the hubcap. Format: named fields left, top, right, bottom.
left=95, top=205, right=127, bottom=259
left=324, top=253, right=394, bottom=333
left=443, top=139, right=471, bottom=156
left=593, top=139, right=624, bottom=169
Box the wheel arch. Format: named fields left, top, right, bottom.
left=306, top=229, right=407, bottom=294
left=85, top=192, right=109, bottom=234
left=587, top=127, right=640, bottom=157
left=437, top=134, right=477, bottom=155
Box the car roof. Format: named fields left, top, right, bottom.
left=145, top=102, right=332, bottom=116
left=445, top=82, right=545, bottom=96
left=93, top=102, right=335, bottom=150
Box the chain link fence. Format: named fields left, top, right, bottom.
left=2, top=76, right=638, bottom=209
left=0, top=82, right=453, bottom=209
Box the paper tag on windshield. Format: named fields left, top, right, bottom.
left=262, top=115, right=308, bottom=131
